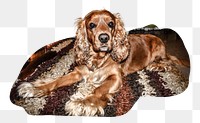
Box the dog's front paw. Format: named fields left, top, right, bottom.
left=17, top=82, right=46, bottom=98
left=65, top=95, right=107, bottom=116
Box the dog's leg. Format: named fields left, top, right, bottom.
left=65, top=74, right=122, bottom=116
left=64, top=63, right=122, bottom=116
left=75, top=64, right=122, bottom=116
left=18, top=65, right=89, bottom=98
left=82, top=74, right=122, bottom=116
left=147, top=56, right=173, bottom=72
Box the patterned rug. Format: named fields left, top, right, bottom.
left=10, top=28, right=190, bottom=116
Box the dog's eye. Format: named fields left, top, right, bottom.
left=89, top=23, right=96, bottom=29
left=108, top=21, right=114, bottom=28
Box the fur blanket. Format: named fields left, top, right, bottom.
left=10, top=27, right=190, bottom=116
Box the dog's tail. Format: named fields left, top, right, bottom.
left=166, top=54, right=190, bottom=67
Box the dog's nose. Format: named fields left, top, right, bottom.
left=99, top=33, right=109, bottom=43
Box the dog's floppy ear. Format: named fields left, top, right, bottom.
left=111, top=13, right=130, bottom=63
left=74, top=18, right=90, bottom=65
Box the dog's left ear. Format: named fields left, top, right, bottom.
left=111, top=13, right=130, bottom=63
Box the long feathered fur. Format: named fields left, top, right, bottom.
left=74, top=18, right=91, bottom=66
left=111, top=13, right=130, bottom=62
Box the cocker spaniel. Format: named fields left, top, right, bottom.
left=18, top=10, right=186, bottom=116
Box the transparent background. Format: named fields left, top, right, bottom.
left=0, top=0, right=199, bottom=123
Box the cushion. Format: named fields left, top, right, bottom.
left=10, top=26, right=190, bottom=116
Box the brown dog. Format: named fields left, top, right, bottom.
left=18, top=10, right=184, bottom=116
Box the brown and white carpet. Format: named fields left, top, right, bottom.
left=10, top=27, right=190, bottom=116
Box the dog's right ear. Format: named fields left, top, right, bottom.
left=74, top=18, right=90, bottom=65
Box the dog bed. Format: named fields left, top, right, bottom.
left=10, top=26, right=190, bottom=116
